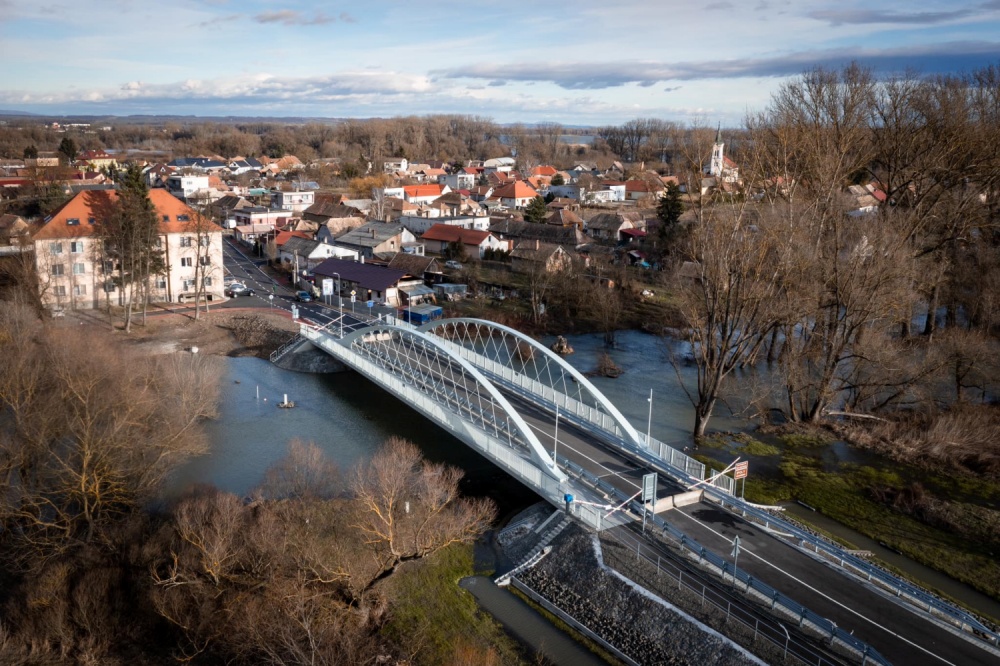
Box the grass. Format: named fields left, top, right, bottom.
left=382, top=544, right=527, bottom=665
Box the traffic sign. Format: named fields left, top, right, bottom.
left=350, top=294, right=356, bottom=303
left=350, top=289, right=356, bottom=296
left=734, top=461, right=749, bottom=479
left=322, top=278, right=333, bottom=296
left=731, top=535, right=741, bottom=557
left=366, top=300, right=374, bottom=308
left=642, top=472, right=657, bottom=504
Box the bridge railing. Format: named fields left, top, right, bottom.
left=555, top=456, right=892, bottom=666
left=431, top=338, right=709, bottom=482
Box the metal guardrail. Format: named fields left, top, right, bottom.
left=556, top=456, right=892, bottom=666
left=605, top=527, right=849, bottom=666
left=268, top=333, right=304, bottom=363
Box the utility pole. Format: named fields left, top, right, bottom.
left=647, top=388, right=653, bottom=446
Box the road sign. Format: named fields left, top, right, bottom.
left=350, top=294, right=356, bottom=303
left=731, top=535, right=741, bottom=557
left=642, top=472, right=657, bottom=504
left=322, top=278, right=333, bottom=296
left=734, top=461, right=749, bottom=480
left=366, top=300, right=374, bottom=309
left=350, top=289, right=356, bottom=296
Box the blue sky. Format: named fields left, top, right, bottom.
left=2, top=0, right=1000, bottom=124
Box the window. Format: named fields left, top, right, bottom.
left=70, top=241, right=84, bottom=254
left=156, top=277, right=167, bottom=289
left=177, top=214, right=190, bottom=222
left=203, top=276, right=213, bottom=287
left=181, top=257, right=193, bottom=267
left=182, top=279, right=195, bottom=290
left=162, top=215, right=171, bottom=222
left=103, top=260, right=114, bottom=273
left=200, top=256, right=211, bottom=266
left=179, top=236, right=192, bottom=248
left=199, top=236, right=210, bottom=247
left=50, top=242, right=63, bottom=255
left=104, top=280, right=115, bottom=293
left=53, top=285, right=66, bottom=297
left=73, top=263, right=86, bottom=275
left=51, top=263, right=64, bottom=277
left=66, top=218, right=80, bottom=226
left=88, top=217, right=96, bottom=225
left=74, top=285, right=87, bottom=296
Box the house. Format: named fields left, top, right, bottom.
left=388, top=252, right=440, bottom=280
left=511, top=240, right=571, bottom=274
left=313, top=258, right=407, bottom=306
left=32, top=189, right=224, bottom=310
left=168, top=157, right=228, bottom=172
left=279, top=237, right=354, bottom=273
left=303, top=201, right=363, bottom=225
left=402, top=183, right=450, bottom=205
left=166, top=173, right=210, bottom=200
left=77, top=150, right=118, bottom=171
left=383, top=158, right=408, bottom=173
left=545, top=209, right=584, bottom=229
left=0, top=214, right=31, bottom=256
left=489, top=219, right=590, bottom=247
left=585, top=212, right=646, bottom=242
left=439, top=172, right=475, bottom=190
left=420, top=224, right=508, bottom=258
left=483, top=157, right=515, bottom=173
left=233, top=224, right=274, bottom=245
left=271, top=189, right=315, bottom=213
left=624, top=179, right=664, bottom=201
left=333, top=223, right=416, bottom=259
left=228, top=157, right=263, bottom=175
left=233, top=206, right=292, bottom=230
left=491, top=181, right=539, bottom=210
left=208, top=194, right=255, bottom=227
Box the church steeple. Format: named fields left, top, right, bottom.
left=710, top=123, right=725, bottom=178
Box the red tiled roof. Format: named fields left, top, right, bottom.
left=403, top=184, right=446, bottom=198
left=532, top=165, right=558, bottom=177
left=420, top=223, right=491, bottom=245
left=33, top=189, right=214, bottom=240
left=493, top=181, right=538, bottom=200
left=273, top=230, right=313, bottom=246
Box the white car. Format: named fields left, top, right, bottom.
left=444, top=260, right=463, bottom=270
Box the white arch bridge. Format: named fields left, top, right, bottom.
left=289, top=313, right=711, bottom=529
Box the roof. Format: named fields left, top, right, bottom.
left=313, top=258, right=406, bottom=292
left=337, top=223, right=405, bottom=248
left=280, top=236, right=323, bottom=256
left=303, top=201, right=362, bottom=219
left=492, top=181, right=539, bottom=200
left=403, top=184, right=447, bottom=199
left=33, top=189, right=215, bottom=240
left=532, top=165, right=558, bottom=177
left=511, top=240, right=566, bottom=262
left=489, top=219, right=588, bottom=246
left=546, top=209, right=583, bottom=228
left=388, top=252, right=439, bottom=276
left=273, top=230, right=314, bottom=247
left=586, top=212, right=644, bottom=231
left=234, top=224, right=274, bottom=234
left=420, top=224, right=491, bottom=245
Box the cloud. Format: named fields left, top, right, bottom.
left=705, top=1, right=733, bottom=9
left=809, top=9, right=974, bottom=26
left=254, top=10, right=339, bottom=26
left=196, top=13, right=239, bottom=28
left=663, top=86, right=682, bottom=92
left=435, top=41, right=1000, bottom=89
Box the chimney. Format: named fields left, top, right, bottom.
left=370, top=228, right=376, bottom=238
left=535, top=239, right=540, bottom=250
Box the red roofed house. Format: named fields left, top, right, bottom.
left=420, top=223, right=508, bottom=258
left=491, top=181, right=539, bottom=210
left=32, top=189, right=224, bottom=310
left=402, top=183, right=450, bottom=205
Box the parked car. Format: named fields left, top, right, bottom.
left=225, top=282, right=256, bottom=298
left=444, top=260, right=463, bottom=270
left=295, top=290, right=312, bottom=303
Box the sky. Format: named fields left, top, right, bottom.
left=2, top=0, right=1000, bottom=125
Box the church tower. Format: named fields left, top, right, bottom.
left=709, top=123, right=724, bottom=178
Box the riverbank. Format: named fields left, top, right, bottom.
left=694, top=427, right=1000, bottom=621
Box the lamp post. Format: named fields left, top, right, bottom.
left=332, top=271, right=342, bottom=337
left=647, top=388, right=653, bottom=447
left=552, top=406, right=560, bottom=468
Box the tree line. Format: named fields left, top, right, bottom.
left=671, top=63, right=1000, bottom=474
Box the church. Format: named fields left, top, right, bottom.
left=705, top=125, right=740, bottom=185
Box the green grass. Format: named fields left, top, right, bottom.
left=382, top=544, right=527, bottom=665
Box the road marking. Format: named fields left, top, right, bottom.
left=677, top=507, right=959, bottom=666
left=524, top=420, right=641, bottom=492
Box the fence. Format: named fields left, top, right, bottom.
left=603, top=528, right=852, bottom=666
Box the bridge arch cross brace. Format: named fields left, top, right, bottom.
left=420, top=318, right=646, bottom=448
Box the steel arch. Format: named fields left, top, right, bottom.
left=343, top=324, right=567, bottom=482
left=419, top=318, right=645, bottom=448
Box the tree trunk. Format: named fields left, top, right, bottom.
left=693, top=399, right=715, bottom=438
left=923, top=281, right=939, bottom=338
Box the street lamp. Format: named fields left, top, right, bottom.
left=779, top=623, right=790, bottom=662
left=332, top=271, right=342, bottom=337
left=552, top=406, right=560, bottom=469
left=268, top=294, right=274, bottom=310
left=646, top=388, right=653, bottom=447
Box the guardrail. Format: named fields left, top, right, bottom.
left=268, top=333, right=304, bottom=363
left=555, top=456, right=892, bottom=665
left=604, top=528, right=856, bottom=666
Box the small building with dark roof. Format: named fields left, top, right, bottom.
left=313, top=258, right=407, bottom=306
